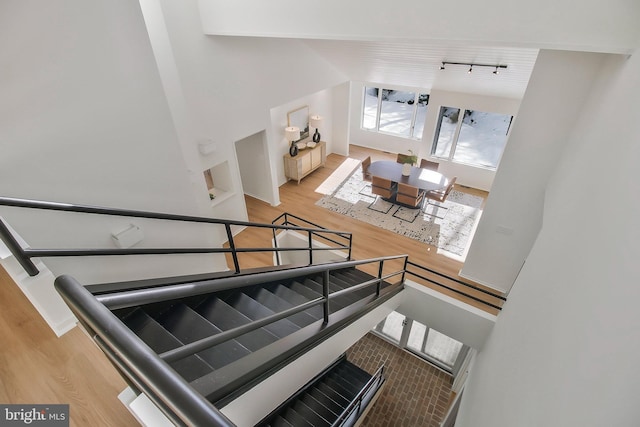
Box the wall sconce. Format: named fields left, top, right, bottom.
left=285, top=126, right=300, bottom=157
left=440, top=61, right=507, bottom=74
left=309, top=115, right=323, bottom=143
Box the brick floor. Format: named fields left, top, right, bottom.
left=347, top=333, right=453, bottom=427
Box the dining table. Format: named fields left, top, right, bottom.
left=368, top=160, right=449, bottom=192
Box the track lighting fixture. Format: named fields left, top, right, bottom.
left=439, top=61, right=507, bottom=74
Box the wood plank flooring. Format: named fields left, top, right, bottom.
left=0, top=144, right=502, bottom=425
left=237, top=144, right=504, bottom=314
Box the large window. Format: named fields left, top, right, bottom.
left=374, top=311, right=468, bottom=373
left=363, top=87, right=429, bottom=139
left=432, top=106, right=513, bottom=170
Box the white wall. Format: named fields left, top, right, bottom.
left=198, top=0, right=639, bottom=54
left=456, top=51, right=640, bottom=427
left=331, top=82, right=352, bottom=156
left=235, top=131, right=272, bottom=203
left=461, top=50, right=607, bottom=293
left=0, top=0, right=226, bottom=284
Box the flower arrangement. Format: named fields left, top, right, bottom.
left=403, top=150, right=418, bottom=165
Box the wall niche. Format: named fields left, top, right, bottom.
left=203, top=161, right=233, bottom=206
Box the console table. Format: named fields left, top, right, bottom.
left=283, top=141, right=326, bottom=184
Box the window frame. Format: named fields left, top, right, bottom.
left=431, top=105, right=513, bottom=171
left=362, top=86, right=429, bottom=140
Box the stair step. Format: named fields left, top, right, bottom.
left=303, top=277, right=352, bottom=311
left=223, top=293, right=300, bottom=338
left=316, top=382, right=350, bottom=407
left=244, top=288, right=317, bottom=328
left=271, top=415, right=294, bottom=427
left=308, top=386, right=345, bottom=416
left=120, top=308, right=213, bottom=381
left=301, top=393, right=339, bottom=422
left=157, top=303, right=251, bottom=369
left=337, top=361, right=372, bottom=385
left=293, top=400, right=330, bottom=427
left=324, top=376, right=358, bottom=401
left=329, top=370, right=363, bottom=395
left=283, top=408, right=313, bottom=427
left=268, top=284, right=324, bottom=320
left=195, top=297, right=279, bottom=351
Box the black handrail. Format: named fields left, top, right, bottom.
left=55, top=274, right=236, bottom=427
left=332, top=364, right=385, bottom=427
left=272, top=212, right=353, bottom=265
left=0, top=196, right=353, bottom=277
left=405, top=260, right=505, bottom=311
left=95, top=256, right=407, bottom=366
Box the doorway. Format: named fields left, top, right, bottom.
left=234, top=130, right=276, bottom=205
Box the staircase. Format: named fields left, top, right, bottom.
left=0, top=196, right=406, bottom=426
left=257, top=355, right=384, bottom=427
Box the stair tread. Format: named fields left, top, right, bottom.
left=269, top=284, right=323, bottom=319
left=302, top=393, right=339, bottom=421
left=120, top=309, right=213, bottom=382
left=157, top=304, right=251, bottom=369
left=316, top=382, right=350, bottom=407
left=283, top=408, right=313, bottom=427
left=245, top=288, right=317, bottom=328
left=309, top=386, right=345, bottom=416
left=293, top=400, right=330, bottom=427
left=223, top=293, right=300, bottom=338
left=195, top=297, right=279, bottom=351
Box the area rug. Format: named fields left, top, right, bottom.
left=315, top=162, right=484, bottom=258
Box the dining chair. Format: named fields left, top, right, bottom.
left=368, top=175, right=396, bottom=213
left=361, top=156, right=372, bottom=181
left=393, top=183, right=425, bottom=222
left=395, top=183, right=425, bottom=208
left=425, top=176, right=457, bottom=205
left=419, top=158, right=439, bottom=171
left=396, top=153, right=411, bottom=164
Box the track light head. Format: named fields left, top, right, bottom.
left=493, top=66, right=500, bottom=75
left=440, top=63, right=445, bottom=70
left=468, top=65, right=473, bottom=74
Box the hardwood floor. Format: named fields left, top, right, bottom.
left=238, top=144, right=504, bottom=315
left=0, top=144, right=502, bottom=426
left=0, top=265, right=137, bottom=427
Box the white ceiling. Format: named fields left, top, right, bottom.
left=303, top=40, right=539, bottom=99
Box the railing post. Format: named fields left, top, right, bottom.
left=348, top=235, right=353, bottom=260
left=402, top=256, right=408, bottom=282
left=322, top=270, right=330, bottom=324
left=308, top=230, right=314, bottom=265
left=224, top=224, right=240, bottom=273
left=0, top=219, right=39, bottom=276
left=376, top=260, right=384, bottom=296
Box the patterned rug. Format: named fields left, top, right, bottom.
left=315, top=164, right=484, bottom=258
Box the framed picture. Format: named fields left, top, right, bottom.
left=287, top=105, right=309, bottom=142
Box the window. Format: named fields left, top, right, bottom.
left=374, top=311, right=468, bottom=373
left=362, top=87, right=429, bottom=139
left=432, top=106, right=513, bottom=170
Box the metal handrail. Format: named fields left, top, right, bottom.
left=0, top=196, right=353, bottom=277
left=405, top=260, right=505, bottom=311
left=271, top=212, right=353, bottom=265
left=96, top=255, right=408, bottom=365
left=332, top=364, right=385, bottom=427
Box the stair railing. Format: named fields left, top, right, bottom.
left=332, top=364, right=386, bottom=427
left=271, top=212, right=353, bottom=265
left=405, top=260, right=506, bottom=311
left=0, top=196, right=353, bottom=277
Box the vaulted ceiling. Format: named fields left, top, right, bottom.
left=303, top=40, right=539, bottom=99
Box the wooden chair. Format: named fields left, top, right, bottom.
left=361, top=156, right=372, bottom=181
left=395, top=183, right=424, bottom=208
left=393, top=183, right=425, bottom=222
left=419, top=158, right=439, bottom=171
left=369, top=175, right=396, bottom=213
left=396, top=153, right=411, bottom=164
left=425, top=177, right=457, bottom=205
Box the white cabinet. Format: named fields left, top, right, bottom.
left=283, top=141, right=326, bottom=184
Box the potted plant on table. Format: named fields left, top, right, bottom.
left=401, top=150, right=418, bottom=176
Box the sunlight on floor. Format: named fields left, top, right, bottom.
left=315, top=157, right=361, bottom=195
